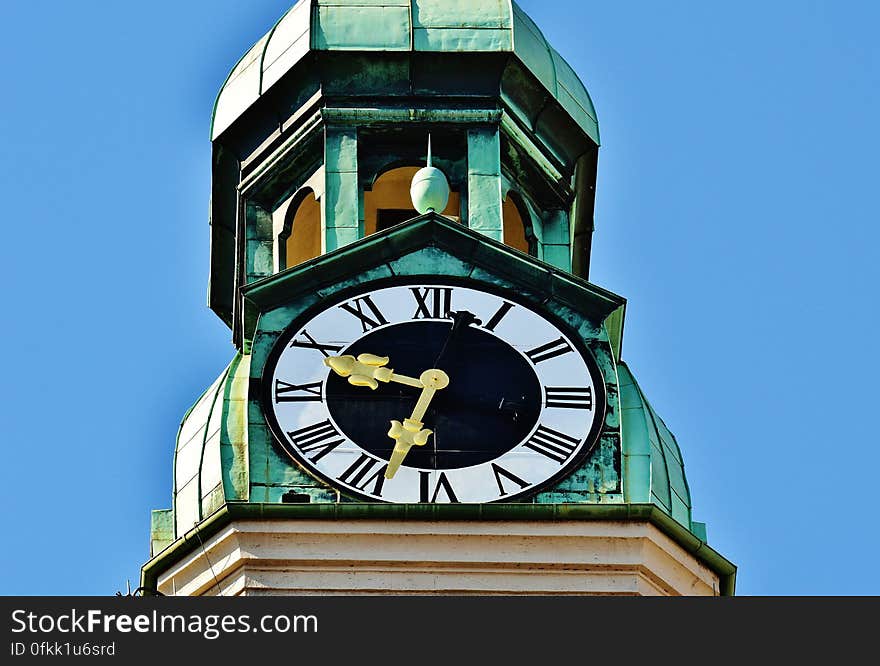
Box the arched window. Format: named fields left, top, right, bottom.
left=280, top=189, right=321, bottom=269
left=364, top=166, right=460, bottom=237
left=502, top=192, right=536, bottom=256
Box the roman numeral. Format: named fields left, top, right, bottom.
left=483, top=301, right=515, bottom=332
left=289, top=330, right=344, bottom=357
left=525, top=337, right=573, bottom=364
left=287, top=420, right=345, bottom=463
left=411, top=287, right=453, bottom=319
left=274, top=380, right=323, bottom=403
left=338, top=454, right=387, bottom=497
left=419, top=472, right=459, bottom=503
left=338, top=295, right=389, bottom=332
left=491, top=463, right=530, bottom=497
left=523, top=425, right=581, bottom=464
left=544, top=387, right=593, bottom=410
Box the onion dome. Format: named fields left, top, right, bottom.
left=618, top=361, right=704, bottom=538
left=212, top=0, right=598, bottom=144
left=152, top=355, right=250, bottom=554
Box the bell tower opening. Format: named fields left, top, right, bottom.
left=281, top=189, right=321, bottom=269
left=364, top=167, right=460, bottom=236
left=359, top=128, right=465, bottom=237
left=502, top=192, right=537, bottom=256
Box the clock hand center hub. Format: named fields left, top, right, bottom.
left=419, top=368, right=450, bottom=390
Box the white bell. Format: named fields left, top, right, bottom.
left=410, top=135, right=450, bottom=215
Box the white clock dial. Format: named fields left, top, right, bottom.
left=262, top=280, right=606, bottom=503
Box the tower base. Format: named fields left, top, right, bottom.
left=144, top=506, right=733, bottom=596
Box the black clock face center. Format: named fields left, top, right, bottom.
left=325, top=321, right=542, bottom=470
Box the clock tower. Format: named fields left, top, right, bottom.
left=142, top=0, right=736, bottom=596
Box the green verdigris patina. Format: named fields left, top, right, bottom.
left=155, top=215, right=703, bottom=555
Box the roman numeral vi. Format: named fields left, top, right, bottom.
left=419, top=472, right=459, bottom=503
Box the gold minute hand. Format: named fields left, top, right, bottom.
left=386, top=369, right=450, bottom=480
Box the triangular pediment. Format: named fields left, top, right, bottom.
left=241, top=212, right=624, bottom=343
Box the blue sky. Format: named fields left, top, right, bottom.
left=0, top=0, right=877, bottom=596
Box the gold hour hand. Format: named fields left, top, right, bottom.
left=387, top=419, right=434, bottom=479
left=324, top=354, right=422, bottom=389
left=385, top=369, right=450, bottom=479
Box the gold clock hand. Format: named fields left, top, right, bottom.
left=388, top=372, right=425, bottom=389
left=409, top=369, right=449, bottom=422
left=324, top=354, right=422, bottom=389
left=386, top=420, right=433, bottom=479
left=325, top=354, right=450, bottom=479
left=385, top=369, right=450, bottom=479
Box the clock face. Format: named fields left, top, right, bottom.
left=262, top=279, right=606, bottom=503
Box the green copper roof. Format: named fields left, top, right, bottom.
left=211, top=0, right=598, bottom=142
left=618, top=361, right=694, bottom=531
left=172, top=354, right=249, bottom=539
left=166, top=216, right=704, bottom=547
